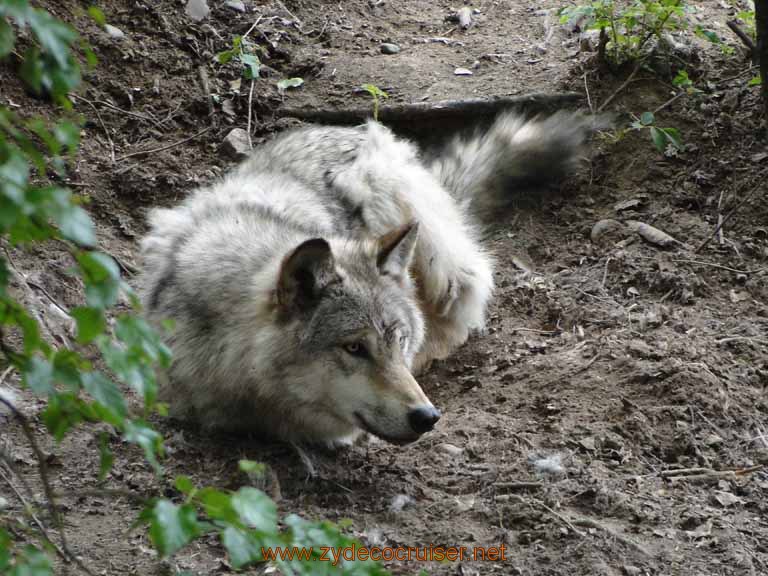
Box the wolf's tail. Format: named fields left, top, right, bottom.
left=427, top=111, right=606, bottom=221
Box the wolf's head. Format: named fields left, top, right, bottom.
left=274, top=222, right=440, bottom=445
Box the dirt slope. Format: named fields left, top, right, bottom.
left=1, top=1, right=767, bottom=575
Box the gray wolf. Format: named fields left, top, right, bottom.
left=139, top=111, right=598, bottom=446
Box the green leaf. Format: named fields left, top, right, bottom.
left=639, top=111, right=655, bottom=126
left=77, top=251, right=121, bottom=308
left=0, top=18, right=15, bottom=58
left=240, top=53, right=260, bottom=79
left=41, top=392, right=84, bottom=440
left=71, top=306, right=105, bottom=344
left=27, top=8, right=77, bottom=68
left=659, top=127, right=682, bottom=150
left=276, top=77, right=303, bottom=93
left=672, top=69, right=691, bottom=88
left=87, top=6, right=106, bottom=27
left=23, top=356, right=54, bottom=395
left=238, top=459, right=266, bottom=476
left=148, top=500, right=201, bottom=557
left=222, top=526, right=261, bottom=569
left=51, top=198, right=96, bottom=247
left=123, top=420, right=163, bottom=473
left=649, top=126, right=667, bottom=152
left=81, top=371, right=127, bottom=425
left=748, top=74, right=762, bottom=86
left=54, top=120, right=80, bottom=156
left=9, top=545, right=54, bottom=576
left=197, top=488, right=238, bottom=524
left=97, top=431, right=114, bottom=480
left=174, top=475, right=195, bottom=495
left=231, top=487, right=277, bottom=532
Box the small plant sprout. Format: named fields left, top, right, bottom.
left=361, top=83, right=389, bottom=121
left=558, top=0, right=688, bottom=67
left=276, top=77, right=304, bottom=94
left=217, top=35, right=262, bottom=79
left=630, top=111, right=683, bottom=156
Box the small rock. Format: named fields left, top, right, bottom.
left=185, top=0, right=210, bottom=21
left=380, top=43, right=401, bottom=54
left=590, top=218, right=626, bottom=244
left=454, top=67, right=473, bottom=76
left=225, top=0, right=246, bottom=12
left=712, top=490, right=741, bottom=508
left=104, top=24, right=125, bottom=40
left=389, top=494, right=413, bottom=513
left=437, top=443, right=464, bottom=456
left=457, top=6, right=473, bottom=29
left=0, top=496, right=8, bottom=510
left=221, top=128, right=250, bottom=159
left=622, top=566, right=641, bottom=576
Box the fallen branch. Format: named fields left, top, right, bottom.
left=115, top=126, right=212, bottom=162
left=726, top=20, right=757, bottom=62
left=695, top=182, right=762, bottom=253
left=598, top=61, right=643, bottom=112
left=663, top=465, right=764, bottom=484
left=0, top=373, right=96, bottom=575
left=275, top=93, right=582, bottom=126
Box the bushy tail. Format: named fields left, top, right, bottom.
left=428, top=111, right=607, bottom=221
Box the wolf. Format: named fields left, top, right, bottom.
left=139, top=111, right=599, bottom=447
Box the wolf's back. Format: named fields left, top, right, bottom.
left=428, top=111, right=604, bottom=221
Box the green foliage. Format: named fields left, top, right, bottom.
left=0, top=3, right=393, bottom=575
left=630, top=111, right=683, bottom=155
left=559, top=0, right=688, bottom=66
left=216, top=35, right=263, bottom=79
left=361, top=84, right=389, bottom=121
left=277, top=77, right=305, bottom=94
left=140, top=471, right=387, bottom=574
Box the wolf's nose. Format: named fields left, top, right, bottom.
left=408, top=406, right=441, bottom=434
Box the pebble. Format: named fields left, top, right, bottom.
left=380, top=43, right=401, bottom=54
left=225, top=0, right=246, bottom=13
left=454, top=67, right=473, bottom=76
left=104, top=24, right=125, bottom=40
left=221, top=128, right=251, bottom=160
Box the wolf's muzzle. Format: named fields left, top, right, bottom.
left=407, top=405, right=441, bottom=434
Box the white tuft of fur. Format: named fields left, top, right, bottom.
left=529, top=453, right=565, bottom=476
left=389, top=494, right=414, bottom=513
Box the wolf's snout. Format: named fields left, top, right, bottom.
left=408, top=405, right=441, bottom=434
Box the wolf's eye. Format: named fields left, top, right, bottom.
left=343, top=342, right=369, bottom=358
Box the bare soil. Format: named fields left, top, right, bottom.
left=2, top=1, right=767, bottom=575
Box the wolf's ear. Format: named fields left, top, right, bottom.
left=277, top=238, right=337, bottom=312
left=376, top=222, right=419, bottom=279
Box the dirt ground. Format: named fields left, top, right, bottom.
left=2, top=1, right=768, bottom=575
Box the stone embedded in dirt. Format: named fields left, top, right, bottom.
left=185, top=0, right=210, bottom=21
left=590, top=218, right=627, bottom=244
left=712, top=491, right=741, bottom=508
left=380, top=43, right=401, bottom=54
left=578, top=437, right=597, bottom=451
left=614, top=197, right=645, bottom=212
left=437, top=443, right=464, bottom=456
left=104, top=24, right=125, bottom=40
left=457, top=6, right=473, bottom=29
left=389, top=494, right=413, bottom=512
left=626, top=220, right=680, bottom=248
left=454, top=67, right=473, bottom=76
left=225, top=0, right=246, bottom=13
left=221, top=128, right=251, bottom=159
